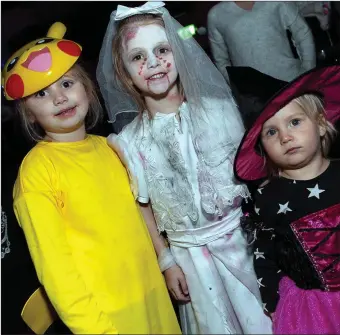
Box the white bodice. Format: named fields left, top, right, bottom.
left=110, top=100, right=249, bottom=232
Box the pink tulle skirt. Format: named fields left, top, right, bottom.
left=273, top=276, right=340, bottom=334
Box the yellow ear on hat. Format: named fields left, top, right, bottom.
left=47, top=22, right=67, bottom=39
left=2, top=22, right=82, bottom=101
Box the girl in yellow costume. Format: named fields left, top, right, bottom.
left=2, top=22, right=181, bottom=334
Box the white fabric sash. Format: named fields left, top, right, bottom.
left=167, top=207, right=242, bottom=248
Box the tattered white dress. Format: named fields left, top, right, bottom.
left=110, top=101, right=272, bottom=334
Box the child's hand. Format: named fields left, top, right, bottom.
left=164, top=265, right=191, bottom=303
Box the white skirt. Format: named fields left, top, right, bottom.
left=168, top=218, right=273, bottom=334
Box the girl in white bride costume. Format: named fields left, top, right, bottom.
left=96, top=2, right=272, bottom=334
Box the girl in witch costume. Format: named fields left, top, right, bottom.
left=234, top=65, right=340, bottom=334
left=97, top=2, right=272, bottom=334
left=2, top=22, right=180, bottom=334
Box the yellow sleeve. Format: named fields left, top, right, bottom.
left=14, top=165, right=118, bottom=334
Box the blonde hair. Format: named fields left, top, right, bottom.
left=16, top=63, right=103, bottom=142
left=112, top=14, right=184, bottom=113
left=260, top=93, right=337, bottom=178
left=293, top=94, right=337, bottom=155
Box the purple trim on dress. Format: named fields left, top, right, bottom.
left=290, top=203, right=340, bottom=291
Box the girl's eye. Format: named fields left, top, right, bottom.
left=132, top=54, right=143, bottom=61
left=266, top=129, right=277, bottom=137
left=157, top=46, right=171, bottom=55
left=290, top=118, right=301, bottom=127
left=159, top=47, right=168, bottom=54
left=35, top=90, right=46, bottom=98
left=62, top=80, right=73, bottom=88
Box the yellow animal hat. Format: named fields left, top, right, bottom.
left=2, top=22, right=82, bottom=101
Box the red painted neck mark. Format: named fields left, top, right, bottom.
left=166, top=91, right=182, bottom=102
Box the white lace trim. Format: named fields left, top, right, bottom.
left=117, top=101, right=249, bottom=232
left=1, top=210, right=11, bottom=259
left=137, top=112, right=199, bottom=232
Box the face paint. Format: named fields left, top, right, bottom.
left=138, top=60, right=146, bottom=76
left=123, top=26, right=139, bottom=49
left=146, top=73, right=170, bottom=91
left=122, top=24, right=179, bottom=96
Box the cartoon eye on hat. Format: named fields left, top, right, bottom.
left=2, top=22, right=82, bottom=101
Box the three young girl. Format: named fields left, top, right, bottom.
left=97, top=2, right=272, bottom=334
left=7, top=4, right=337, bottom=335
left=2, top=21, right=180, bottom=334
left=235, top=65, right=340, bottom=333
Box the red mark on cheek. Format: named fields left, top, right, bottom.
left=167, top=62, right=171, bottom=68
left=138, top=61, right=146, bottom=76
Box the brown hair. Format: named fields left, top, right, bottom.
left=260, top=93, right=337, bottom=178
left=112, top=14, right=184, bottom=113
left=16, top=63, right=103, bottom=142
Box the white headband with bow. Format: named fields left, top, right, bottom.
left=115, top=1, right=165, bottom=21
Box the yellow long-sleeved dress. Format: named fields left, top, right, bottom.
left=13, top=135, right=181, bottom=334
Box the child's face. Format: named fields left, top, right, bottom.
left=25, top=70, right=89, bottom=135
left=122, top=23, right=178, bottom=96
left=261, top=100, right=326, bottom=171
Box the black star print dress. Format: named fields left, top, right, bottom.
left=245, top=159, right=340, bottom=334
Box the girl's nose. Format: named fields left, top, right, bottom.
left=53, top=90, right=68, bottom=106
left=147, top=54, right=160, bottom=69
